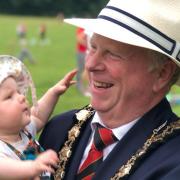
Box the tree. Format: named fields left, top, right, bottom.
left=0, top=0, right=108, bottom=17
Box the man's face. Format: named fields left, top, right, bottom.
left=85, top=34, right=159, bottom=117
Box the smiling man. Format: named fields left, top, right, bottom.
left=39, top=0, right=180, bottom=179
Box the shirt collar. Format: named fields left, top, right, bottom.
left=91, top=112, right=139, bottom=141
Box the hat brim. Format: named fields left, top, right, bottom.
left=64, top=18, right=180, bottom=62
left=64, top=18, right=180, bottom=85
left=65, top=18, right=160, bottom=51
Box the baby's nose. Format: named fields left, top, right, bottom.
left=18, top=93, right=26, bottom=103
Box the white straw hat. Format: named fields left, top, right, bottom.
left=0, top=55, right=37, bottom=107
left=64, top=0, right=180, bottom=83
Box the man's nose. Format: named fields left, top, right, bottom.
left=85, top=52, right=105, bottom=71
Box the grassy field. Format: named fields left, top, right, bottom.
left=0, top=15, right=89, bottom=116
left=0, top=14, right=180, bottom=117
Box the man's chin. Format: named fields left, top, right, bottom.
left=91, top=101, right=106, bottom=112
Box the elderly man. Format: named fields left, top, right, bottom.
left=39, top=0, right=180, bottom=179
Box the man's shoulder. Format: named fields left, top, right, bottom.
left=50, top=109, right=78, bottom=124
left=39, top=109, right=81, bottom=151
left=42, top=109, right=79, bottom=134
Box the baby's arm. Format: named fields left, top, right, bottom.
left=0, top=149, right=58, bottom=180
left=31, top=69, right=77, bottom=132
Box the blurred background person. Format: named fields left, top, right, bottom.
left=39, top=23, right=49, bottom=45
left=76, top=27, right=88, bottom=95
left=39, top=24, right=46, bottom=40
left=16, top=23, right=35, bottom=64
left=16, top=23, right=27, bottom=40
left=18, top=38, right=35, bottom=64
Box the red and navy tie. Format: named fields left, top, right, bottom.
left=77, top=124, right=118, bottom=180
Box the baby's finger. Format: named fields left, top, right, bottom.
left=69, top=80, right=77, bottom=85
left=39, top=164, right=55, bottom=174
left=61, top=69, right=77, bottom=85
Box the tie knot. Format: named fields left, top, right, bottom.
left=93, top=124, right=118, bottom=151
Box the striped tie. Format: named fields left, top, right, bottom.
left=77, top=124, right=118, bottom=180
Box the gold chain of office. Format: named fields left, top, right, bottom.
left=54, top=104, right=180, bottom=180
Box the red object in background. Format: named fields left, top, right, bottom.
left=76, top=27, right=87, bottom=53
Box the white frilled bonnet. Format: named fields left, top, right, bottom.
left=0, top=55, right=37, bottom=107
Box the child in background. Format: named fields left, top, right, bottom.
left=76, top=27, right=87, bottom=94
left=16, top=23, right=27, bottom=40
left=39, top=23, right=48, bottom=45
left=0, top=55, right=76, bottom=180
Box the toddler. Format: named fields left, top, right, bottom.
left=0, top=55, right=76, bottom=180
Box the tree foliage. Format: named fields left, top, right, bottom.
left=0, top=0, right=108, bottom=17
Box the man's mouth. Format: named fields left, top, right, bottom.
left=94, top=81, right=113, bottom=88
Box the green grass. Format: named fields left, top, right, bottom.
left=0, top=15, right=89, bottom=116
left=0, top=14, right=180, bottom=118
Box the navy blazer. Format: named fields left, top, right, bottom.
left=39, top=99, right=180, bottom=180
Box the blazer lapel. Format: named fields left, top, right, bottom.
left=65, top=120, right=92, bottom=180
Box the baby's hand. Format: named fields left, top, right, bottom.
left=31, top=149, right=59, bottom=176
left=51, top=69, right=77, bottom=96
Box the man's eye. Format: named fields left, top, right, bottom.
left=89, top=46, right=96, bottom=54
left=109, top=52, right=121, bottom=59
left=90, top=44, right=96, bottom=50
left=108, top=51, right=128, bottom=61
left=110, top=52, right=118, bottom=57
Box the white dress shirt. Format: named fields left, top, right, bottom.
left=79, top=112, right=139, bottom=167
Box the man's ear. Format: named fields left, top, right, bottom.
left=153, top=60, right=177, bottom=92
